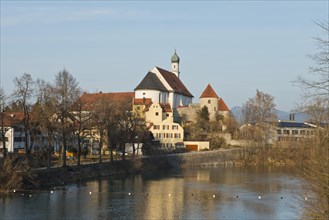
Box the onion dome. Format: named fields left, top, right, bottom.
left=171, top=50, right=180, bottom=63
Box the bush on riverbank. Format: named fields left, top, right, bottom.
left=237, top=145, right=311, bottom=167
left=0, top=155, right=39, bottom=192
left=297, top=127, right=329, bottom=219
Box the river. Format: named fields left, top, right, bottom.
left=0, top=166, right=305, bottom=219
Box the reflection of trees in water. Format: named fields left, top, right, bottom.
left=0, top=167, right=302, bottom=219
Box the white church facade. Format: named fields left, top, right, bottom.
left=134, top=51, right=194, bottom=110
left=134, top=51, right=193, bottom=149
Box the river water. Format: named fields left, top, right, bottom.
left=1, top=166, right=305, bottom=219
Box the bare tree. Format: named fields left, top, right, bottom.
left=297, top=21, right=329, bottom=101
left=0, top=88, right=9, bottom=158
left=52, top=69, right=81, bottom=167
left=223, top=113, right=239, bottom=137
left=91, top=96, right=134, bottom=162
left=71, top=98, right=92, bottom=166
left=296, top=21, right=329, bottom=219
left=34, top=79, right=58, bottom=169
left=12, top=73, right=34, bottom=156
left=242, top=89, right=277, bottom=146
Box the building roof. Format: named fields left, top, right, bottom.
left=134, top=72, right=168, bottom=92
left=133, top=98, right=152, bottom=105
left=160, top=103, right=172, bottom=112
left=79, top=92, right=134, bottom=110
left=200, top=84, right=219, bottom=98
left=1, top=112, right=32, bottom=127
left=156, top=67, right=193, bottom=97
left=218, top=98, right=230, bottom=111
left=277, top=121, right=316, bottom=128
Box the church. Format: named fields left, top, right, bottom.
left=133, top=51, right=230, bottom=149
left=134, top=51, right=193, bottom=110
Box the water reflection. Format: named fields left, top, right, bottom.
left=0, top=167, right=303, bottom=219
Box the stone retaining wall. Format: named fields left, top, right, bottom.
left=162, top=148, right=242, bottom=168
left=35, top=149, right=243, bottom=187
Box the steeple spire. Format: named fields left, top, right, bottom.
left=171, top=50, right=180, bottom=78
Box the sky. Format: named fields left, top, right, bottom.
left=0, top=1, right=328, bottom=112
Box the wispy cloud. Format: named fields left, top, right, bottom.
left=1, top=5, right=154, bottom=27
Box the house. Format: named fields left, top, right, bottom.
left=146, top=102, right=184, bottom=150
left=79, top=91, right=135, bottom=111
left=77, top=91, right=135, bottom=154
left=133, top=97, right=152, bottom=119
left=0, top=112, right=47, bottom=153
left=276, top=120, right=317, bottom=142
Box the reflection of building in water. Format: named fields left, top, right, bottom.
left=197, top=171, right=210, bottom=181
left=141, top=178, right=185, bottom=219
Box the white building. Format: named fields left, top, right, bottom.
left=134, top=51, right=192, bottom=149
left=0, top=112, right=48, bottom=153
left=276, top=120, right=317, bottom=142
left=134, top=51, right=194, bottom=111
left=147, top=103, right=184, bottom=150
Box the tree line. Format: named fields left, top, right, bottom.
left=0, top=69, right=148, bottom=169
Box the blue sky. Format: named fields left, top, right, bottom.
left=1, top=1, right=328, bottom=111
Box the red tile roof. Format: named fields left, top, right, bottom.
left=160, top=103, right=172, bottom=112
left=156, top=67, right=193, bottom=97
left=80, top=92, right=135, bottom=110
left=218, top=98, right=229, bottom=111
left=1, top=112, right=30, bottom=127
left=134, top=98, right=152, bottom=105
left=200, top=84, right=219, bottom=98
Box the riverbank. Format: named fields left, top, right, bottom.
left=1, top=146, right=308, bottom=191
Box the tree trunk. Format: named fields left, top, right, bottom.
left=2, top=138, right=6, bottom=158
left=109, top=139, right=114, bottom=162
left=132, top=142, right=136, bottom=158
left=1, top=115, right=7, bottom=158
left=99, top=128, right=103, bottom=164
left=62, top=129, right=67, bottom=167
left=77, top=135, right=81, bottom=166
left=107, top=127, right=113, bottom=162
left=121, top=143, right=126, bottom=161
left=47, top=144, right=51, bottom=169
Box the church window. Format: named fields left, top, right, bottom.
left=143, top=92, right=146, bottom=95
left=208, top=100, right=211, bottom=104
left=155, top=112, right=159, bottom=116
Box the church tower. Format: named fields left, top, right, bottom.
left=171, top=50, right=180, bottom=78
